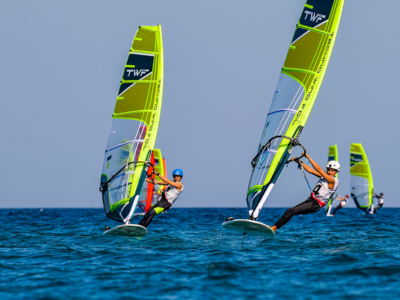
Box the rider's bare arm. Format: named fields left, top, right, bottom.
left=301, top=162, right=322, bottom=178
left=304, top=153, right=336, bottom=188
left=145, top=179, right=168, bottom=185
left=157, top=174, right=182, bottom=190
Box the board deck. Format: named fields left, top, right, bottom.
left=222, top=219, right=275, bottom=238
left=104, top=224, right=147, bottom=237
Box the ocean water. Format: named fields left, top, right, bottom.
left=0, top=207, right=399, bottom=299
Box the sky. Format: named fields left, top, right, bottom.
left=0, top=0, right=398, bottom=209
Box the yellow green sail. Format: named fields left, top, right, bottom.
left=247, top=0, right=345, bottom=218
left=100, top=25, right=164, bottom=223
left=325, top=144, right=338, bottom=212
left=350, top=143, right=374, bottom=210
left=153, top=149, right=165, bottom=179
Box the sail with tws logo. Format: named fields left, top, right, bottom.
left=246, top=0, right=345, bottom=219
left=350, top=143, right=373, bottom=211
left=100, top=25, right=164, bottom=223
left=325, top=144, right=338, bottom=212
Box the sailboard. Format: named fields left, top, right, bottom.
left=350, top=143, right=374, bottom=212
left=222, top=219, right=275, bottom=237
left=223, top=0, right=345, bottom=237
left=104, top=224, right=147, bottom=237
left=99, top=25, right=164, bottom=235
left=136, top=148, right=167, bottom=215
left=325, top=144, right=338, bottom=215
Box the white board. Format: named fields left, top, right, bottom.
left=222, top=219, right=275, bottom=238
left=104, top=224, right=147, bottom=237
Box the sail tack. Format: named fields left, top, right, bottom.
left=350, top=143, right=373, bottom=211
left=100, top=25, right=164, bottom=223
left=246, top=0, right=345, bottom=219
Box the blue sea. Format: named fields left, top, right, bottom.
left=1, top=207, right=399, bottom=299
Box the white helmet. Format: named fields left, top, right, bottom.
left=327, top=161, right=340, bottom=171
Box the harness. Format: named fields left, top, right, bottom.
left=311, top=192, right=326, bottom=208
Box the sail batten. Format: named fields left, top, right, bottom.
left=100, top=25, right=164, bottom=223
left=246, top=0, right=345, bottom=219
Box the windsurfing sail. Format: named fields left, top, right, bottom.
left=350, top=143, right=373, bottom=211
left=100, top=25, right=164, bottom=223
left=246, top=0, right=345, bottom=219
left=325, top=144, right=338, bottom=213
left=153, top=148, right=167, bottom=193
left=137, top=148, right=166, bottom=213
left=137, top=152, right=156, bottom=213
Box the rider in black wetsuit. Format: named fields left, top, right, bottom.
left=270, top=153, right=340, bottom=232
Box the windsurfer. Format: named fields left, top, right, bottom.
left=371, top=192, right=384, bottom=214
left=138, top=169, right=184, bottom=228
left=331, top=194, right=349, bottom=215
left=270, top=153, right=339, bottom=232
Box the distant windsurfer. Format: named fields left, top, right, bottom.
left=369, top=192, right=384, bottom=214
left=138, top=169, right=184, bottom=228
left=270, top=154, right=340, bottom=232
left=331, top=194, right=349, bottom=216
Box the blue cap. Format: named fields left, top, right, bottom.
left=172, top=169, right=183, bottom=177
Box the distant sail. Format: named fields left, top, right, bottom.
left=350, top=143, right=373, bottom=211
left=153, top=149, right=166, bottom=191
left=100, top=25, right=164, bottom=223
left=246, top=0, right=345, bottom=219
left=137, top=148, right=167, bottom=213
left=137, top=152, right=156, bottom=213
left=325, top=144, right=338, bottom=212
